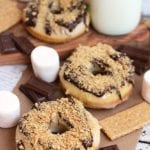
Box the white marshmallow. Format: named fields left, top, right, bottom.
left=0, top=91, right=20, bottom=128
left=141, top=70, right=150, bottom=103
left=31, top=46, right=60, bottom=83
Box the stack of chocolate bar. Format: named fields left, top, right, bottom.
left=20, top=76, right=64, bottom=103
left=0, top=33, right=35, bottom=55
left=117, top=45, right=150, bottom=75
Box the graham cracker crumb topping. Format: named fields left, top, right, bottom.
left=24, top=0, right=88, bottom=34
left=63, top=43, right=135, bottom=98
left=17, top=98, right=93, bottom=150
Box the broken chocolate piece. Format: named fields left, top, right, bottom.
left=12, top=36, right=35, bottom=55
left=20, top=76, right=64, bottom=103
left=100, top=145, right=119, bottom=150
left=20, top=84, right=48, bottom=103
left=0, top=33, right=18, bottom=53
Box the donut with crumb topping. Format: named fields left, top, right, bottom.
left=59, top=43, right=135, bottom=109
left=16, top=97, right=101, bottom=150
left=23, top=0, right=90, bottom=43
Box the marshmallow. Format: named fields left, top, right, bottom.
left=31, top=46, right=60, bottom=83
left=142, top=70, right=150, bottom=103
left=0, top=91, right=20, bottom=128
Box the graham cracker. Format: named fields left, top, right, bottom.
left=99, top=102, right=150, bottom=140
left=144, top=20, right=150, bottom=29
left=0, top=0, right=21, bottom=33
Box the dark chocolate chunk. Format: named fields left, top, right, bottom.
left=0, top=33, right=18, bottom=54
left=12, top=36, right=35, bottom=55
left=20, top=76, right=64, bottom=103
left=100, top=144, right=119, bottom=150
left=20, top=84, right=48, bottom=103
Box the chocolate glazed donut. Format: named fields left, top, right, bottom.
left=59, top=43, right=135, bottom=109
left=16, top=97, right=101, bottom=150
left=23, top=0, right=90, bottom=43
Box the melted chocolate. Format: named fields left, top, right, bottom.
left=81, top=138, right=93, bottom=149
left=91, top=59, right=112, bottom=76
left=25, top=5, right=38, bottom=26
left=45, top=20, right=51, bottom=35
left=55, top=14, right=83, bottom=32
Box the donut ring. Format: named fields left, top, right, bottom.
left=59, top=43, right=135, bottom=109
left=16, top=97, right=100, bottom=150
left=23, top=0, right=90, bottom=43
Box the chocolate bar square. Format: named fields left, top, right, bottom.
left=0, top=33, right=18, bottom=53
left=20, top=76, right=64, bottom=103
left=12, top=36, right=35, bottom=55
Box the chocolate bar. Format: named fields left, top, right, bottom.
left=133, top=60, right=150, bottom=75
left=100, top=145, right=119, bottom=150
left=12, top=36, right=35, bottom=55
left=20, top=76, right=64, bottom=102
left=117, top=45, right=150, bottom=75
left=117, top=45, right=150, bottom=63
left=0, top=33, right=18, bottom=53
left=20, top=84, right=47, bottom=103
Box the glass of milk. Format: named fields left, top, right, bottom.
left=90, top=0, right=142, bottom=35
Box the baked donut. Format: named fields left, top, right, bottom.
left=16, top=97, right=100, bottom=150
left=23, top=0, right=90, bottom=43
left=59, top=43, right=135, bottom=109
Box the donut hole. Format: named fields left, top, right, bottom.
left=90, top=60, right=112, bottom=76
left=49, top=114, right=73, bottom=134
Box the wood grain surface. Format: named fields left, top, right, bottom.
left=0, top=22, right=149, bottom=65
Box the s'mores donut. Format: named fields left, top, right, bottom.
left=59, top=43, right=135, bottom=109
left=16, top=97, right=100, bottom=150
left=23, top=0, right=90, bottom=43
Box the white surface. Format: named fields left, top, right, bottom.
left=142, top=0, right=150, bottom=17
left=0, top=91, right=20, bottom=128
left=0, top=65, right=26, bottom=91
left=31, top=46, right=60, bottom=83
left=90, top=0, right=142, bottom=35
left=142, top=70, right=150, bottom=103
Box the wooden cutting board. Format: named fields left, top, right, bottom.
left=0, top=22, right=149, bottom=65
left=0, top=67, right=145, bottom=150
